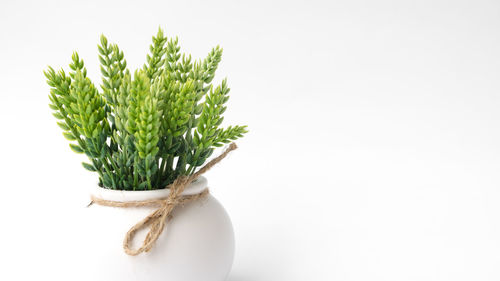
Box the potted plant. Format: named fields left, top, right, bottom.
left=44, top=28, right=247, bottom=281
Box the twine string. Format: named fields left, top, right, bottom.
left=89, top=143, right=237, bottom=256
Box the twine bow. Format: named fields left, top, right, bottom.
left=89, top=143, right=238, bottom=256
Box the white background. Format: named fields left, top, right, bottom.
left=1, top=0, right=500, bottom=280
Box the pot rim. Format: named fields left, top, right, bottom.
left=90, top=176, right=208, bottom=202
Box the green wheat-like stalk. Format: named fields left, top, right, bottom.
left=45, top=28, right=247, bottom=190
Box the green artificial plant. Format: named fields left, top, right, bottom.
left=45, top=28, right=247, bottom=190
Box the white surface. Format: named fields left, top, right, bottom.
left=1, top=0, right=500, bottom=280
left=79, top=177, right=234, bottom=281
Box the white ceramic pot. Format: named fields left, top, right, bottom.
left=80, top=176, right=234, bottom=281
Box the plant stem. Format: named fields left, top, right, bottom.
left=133, top=158, right=138, bottom=191
left=156, top=157, right=166, bottom=187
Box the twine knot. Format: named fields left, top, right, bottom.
left=89, top=143, right=237, bottom=256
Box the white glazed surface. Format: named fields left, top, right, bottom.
left=78, top=176, right=234, bottom=281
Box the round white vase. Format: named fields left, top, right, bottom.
left=80, top=176, right=234, bottom=281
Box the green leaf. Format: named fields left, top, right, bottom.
left=57, top=121, right=70, bottom=131
left=52, top=112, right=64, bottom=119
left=63, top=132, right=77, bottom=141
left=69, top=143, right=84, bottom=153
left=138, top=181, right=148, bottom=190
left=82, top=162, right=96, bottom=171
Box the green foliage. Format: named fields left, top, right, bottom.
left=45, top=28, right=247, bottom=190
